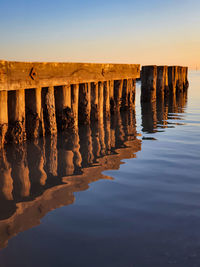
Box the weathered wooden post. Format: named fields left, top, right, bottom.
left=98, top=82, right=104, bottom=123
left=121, top=79, right=129, bottom=110
left=0, top=91, right=8, bottom=147
left=168, top=66, right=178, bottom=96
left=183, top=67, right=189, bottom=90
left=103, top=81, right=110, bottom=118
left=42, top=86, right=57, bottom=135
left=91, top=82, right=99, bottom=121
left=78, top=83, right=91, bottom=124
left=71, top=84, right=79, bottom=127
left=114, top=80, right=123, bottom=111
left=109, top=80, right=115, bottom=113
left=25, top=87, right=44, bottom=139
left=157, top=66, right=168, bottom=98
left=176, top=66, right=184, bottom=93
left=54, top=85, right=74, bottom=131
left=128, top=79, right=136, bottom=107
left=141, top=66, right=157, bottom=102
left=7, top=89, right=26, bottom=144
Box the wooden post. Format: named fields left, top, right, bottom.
left=168, top=66, right=178, bottom=96
left=121, top=79, right=129, bottom=110
left=71, top=84, right=79, bottom=127
left=7, top=89, right=26, bottom=144
left=109, top=80, right=115, bottom=113
left=91, top=82, right=99, bottom=121
left=42, top=86, right=57, bottom=135
left=0, top=91, right=8, bottom=147
left=104, top=81, right=110, bottom=118
left=176, top=66, right=184, bottom=93
left=114, top=80, right=123, bottom=110
left=98, top=82, right=104, bottom=123
left=78, top=83, right=91, bottom=124
left=157, top=66, right=168, bottom=98
left=54, top=85, right=74, bottom=131
left=141, top=66, right=157, bottom=102
left=25, top=87, right=45, bottom=139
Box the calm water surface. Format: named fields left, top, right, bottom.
left=0, top=72, right=200, bottom=266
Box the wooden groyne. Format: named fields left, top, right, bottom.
left=141, top=65, right=189, bottom=102
left=0, top=60, right=140, bottom=146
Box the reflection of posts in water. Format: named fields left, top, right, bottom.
left=42, top=86, right=57, bottom=135
left=57, top=131, right=74, bottom=177
left=121, top=106, right=137, bottom=139
left=103, top=81, right=110, bottom=118
left=156, top=95, right=167, bottom=127
left=176, top=90, right=188, bottom=113
left=72, top=126, right=82, bottom=172
left=91, top=122, right=101, bottom=160
left=7, top=89, right=26, bottom=144
left=27, top=140, right=47, bottom=188
left=0, top=149, right=13, bottom=201
left=141, top=101, right=157, bottom=133
left=0, top=91, right=8, bottom=147
left=45, top=135, right=58, bottom=177
left=54, top=85, right=74, bottom=131
left=78, top=83, right=91, bottom=124
left=79, top=125, right=94, bottom=167
left=104, top=118, right=111, bottom=152
left=10, top=145, right=30, bottom=199
left=113, top=111, right=125, bottom=147
left=121, top=79, right=129, bottom=110
left=98, top=121, right=106, bottom=156
left=128, top=79, right=136, bottom=107
left=141, top=66, right=157, bottom=103
left=25, top=87, right=45, bottom=139
left=71, top=84, right=79, bottom=127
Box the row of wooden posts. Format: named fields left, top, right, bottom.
left=141, top=65, right=189, bottom=102
left=0, top=62, right=189, bottom=147
left=0, top=79, right=136, bottom=146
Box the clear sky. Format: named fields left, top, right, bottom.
left=0, top=0, right=199, bottom=68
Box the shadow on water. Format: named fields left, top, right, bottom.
left=0, top=89, right=188, bottom=250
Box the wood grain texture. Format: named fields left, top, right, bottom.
left=0, top=60, right=140, bottom=91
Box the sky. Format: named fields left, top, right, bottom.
left=0, top=0, right=200, bottom=69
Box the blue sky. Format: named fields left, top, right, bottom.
left=0, top=0, right=200, bottom=68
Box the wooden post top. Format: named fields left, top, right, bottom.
left=0, top=60, right=140, bottom=91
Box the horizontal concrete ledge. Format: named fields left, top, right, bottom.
left=0, top=60, right=140, bottom=91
